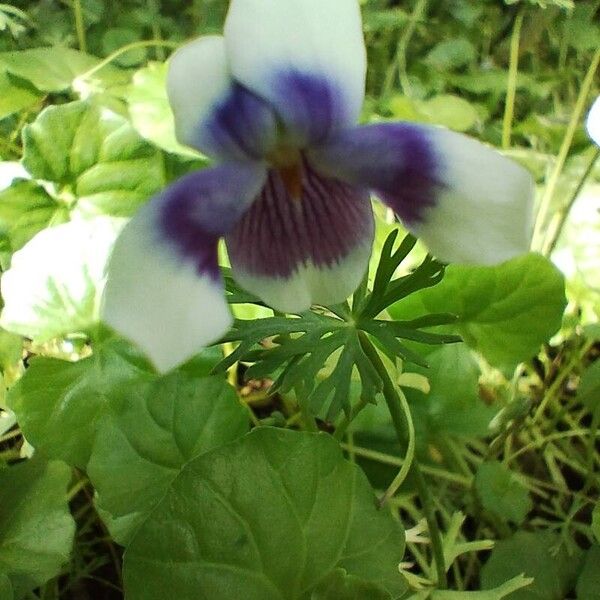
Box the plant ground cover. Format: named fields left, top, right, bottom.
left=0, top=1, right=599, bottom=599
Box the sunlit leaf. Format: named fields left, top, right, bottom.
left=390, top=254, right=566, bottom=370
left=0, top=217, right=124, bottom=341
left=22, top=100, right=165, bottom=217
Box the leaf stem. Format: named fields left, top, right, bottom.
left=72, top=0, right=87, bottom=53
left=542, top=147, right=600, bottom=256
left=502, top=9, right=525, bottom=150
left=532, top=48, right=600, bottom=249
left=381, top=0, right=428, bottom=98
left=76, top=40, right=179, bottom=83
left=358, top=331, right=447, bottom=589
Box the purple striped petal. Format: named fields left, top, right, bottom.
left=102, top=162, right=266, bottom=372
left=309, top=123, right=534, bottom=265
left=226, top=159, right=374, bottom=312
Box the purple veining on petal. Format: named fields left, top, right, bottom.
left=225, top=158, right=374, bottom=278
left=269, top=70, right=349, bottom=146
left=157, top=163, right=267, bottom=280
left=308, top=123, right=444, bottom=225
left=199, top=83, right=279, bottom=161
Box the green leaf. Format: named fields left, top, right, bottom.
left=564, top=2, right=600, bottom=51
left=102, top=28, right=146, bottom=67
left=7, top=342, right=141, bottom=467
left=481, top=531, right=582, bottom=600
left=0, top=217, right=124, bottom=342
left=475, top=461, right=532, bottom=524
left=88, top=372, right=249, bottom=544
left=418, top=95, right=479, bottom=132
left=389, top=254, right=566, bottom=371
left=0, top=180, right=68, bottom=252
left=22, top=100, right=165, bottom=217
left=311, top=569, right=391, bottom=600
left=125, top=62, right=202, bottom=157
left=0, top=71, right=42, bottom=120
left=577, top=360, right=600, bottom=416
left=0, top=47, right=119, bottom=93
left=425, top=38, right=477, bottom=70
left=0, top=458, right=75, bottom=598
left=124, top=428, right=407, bottom=600
left=576, top=545, right=600, bottom=599
left=405, top=344, right=496, bottom=439
left=593, top=503, right=600, bottom=543
left=0, top=571, right=13, bottom=600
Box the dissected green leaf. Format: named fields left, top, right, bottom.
left=475, top=461, right=532, bottom=524
left=390, top=254, right=566, bottom=370
left=576, top=545, right=600, bottom=599
left=22, top=100, right=165, bottom=217
left=481, top=531, right=582, bottom=599
left=0, top=458, right=75, bottom=599
left=88, top=372, right=249, bottom=544
left=311, top=569, right=391, bottom=600
left=0, top=180, right=68, bottom=252
left=0, top=217, right=124, bottom=341
left=124, top=428, right=407, bottom=600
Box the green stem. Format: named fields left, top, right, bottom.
left=532, top=48, right=600, bottom=249
left=378, top=385, right=415, bottom=507
left=76, top=40, right=179, bottom=83
left=502, top=9, right=525, bottom=150
left=358, top=332, right=447, bottom=589
left=542, top=147, right=600, bottom=256
left=72, top=0, right=87, bottom=52
left=381, top=0, right=428, bottom=98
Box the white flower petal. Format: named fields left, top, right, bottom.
left=103, top=163, right=267, bottom=372
left=311, top=123, right=534, bottom=265
left=224, top=0, right=366, bottom=143
left=167, top=36, right=231, bottom=151
left=167, top=35, right=278, bottom=160
left=586, top=96, right=600, bottom=146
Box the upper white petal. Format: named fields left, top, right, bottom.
left=224, top=0, right=366, bottom=131
left=586, top=96, right=600, bottom=146
left=166, top=36, right=232, bottom=152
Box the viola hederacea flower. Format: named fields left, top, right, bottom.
left=102, top=0, right=534, bottom=372
left=587, top=96, right=600, bottom=146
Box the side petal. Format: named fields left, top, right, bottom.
left=224, top=0, right=366, bottom=145
left=587, top=96, right=600, bottom=146
left=309, top=123, right=535, bottom=265
left=167, top=35, right=279, bottom=161
left=225, top=160, right=374, bottom=312
left=102, top=163, right=267, bottom=372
